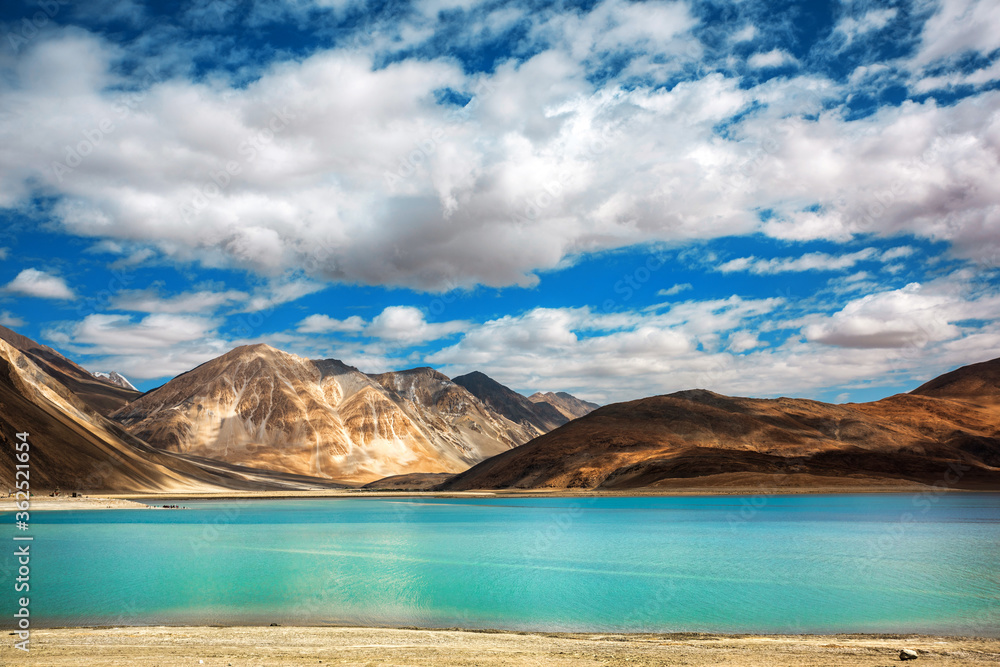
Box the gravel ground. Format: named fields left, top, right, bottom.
left=3, top=627, right=998, bottom=666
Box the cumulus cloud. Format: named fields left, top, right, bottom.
left=747, top=48, right=796, bottom=69
left=365, top=306, right=468, bottom=344
left=44, top=313, right=229, bottom=378
left=297, top=313, right=366, bottom=334
left=428, top=298, right=782, bottom=400
left=4, top=269, right=75, bottom=300
left=728, top=330, right=764, bottom=353
left=0, top=12, right=997, bottom=294
left=804, top=280, right=996, bottom=349
left=731, top=25, right=757, bottom=43
left=910, top=0, right=1000, bottom=68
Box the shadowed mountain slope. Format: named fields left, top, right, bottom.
left=440, top=359, right=1000, bottom=491
left=452, top=371, right=569, bottom=433
left=529, top=391, right=599, bottom=420
left=0, top=325, right=140, bottom=415
left=0, top=340, right=346, bottom=492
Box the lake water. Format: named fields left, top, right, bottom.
left=4, top=494, right=1000, bottom=634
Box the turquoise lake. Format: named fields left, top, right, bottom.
left=4, top=494, right=999, bottom=634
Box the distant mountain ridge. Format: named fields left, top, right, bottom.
left=452, top=371, right=569, bottom=433
left=92, top=371, right=138, bottom=391
left=441, top=358, right=1000, bottom=491
left=529, top=391, right=599, bottom=420
left=911, top=357, right=1000, bottom=405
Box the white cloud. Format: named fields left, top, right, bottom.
left=0, top=10, right=996, bottom=299
left=880, top=246, right=916, bottom=261
left=4, top=269, right=75, bottom=300
left=112, top=289, right=248, bottom=314
left=914, top=58, right=1000, bottom=93
left=728, top=330, right=763, bottom=353
left=731, top=25, right=757, bottom=43
left=243, top=279, right=326, bottom=312
left=803, top=281, right=993, bottom=349
left=658, top=282, right=692, bottom=296
left=44, top=313, right=229, bottom=379
left=421, top=269, right=1000, bottom=403
left=0, top=311, right=25, bottom=328
left=0, top=248, right=8, bottom=260
left=747, top=49, right=796, bottom=69
left=717, top=249, right=877, bottom=274
left=365, top=306, right=468, bottom=344
left=428, top=298, right=782, bottom=400
left=910, top=0, right=1000, bottom=68
left=297, top=313, right=366, bottom=334
left=834, top=8, right=898, bottom=45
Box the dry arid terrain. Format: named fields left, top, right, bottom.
left=442, top=358, right=1000, bottom=492
left=3, top=627, right=999, bottom=666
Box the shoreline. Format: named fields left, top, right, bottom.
left=3, top=626, right=998, bottom=666
left=9, top=483, right=999, bottom=511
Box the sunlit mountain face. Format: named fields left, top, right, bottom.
left=0, top=0, right=998, bottom=407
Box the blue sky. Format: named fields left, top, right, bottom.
left=0, top=0, right=998, bottom=404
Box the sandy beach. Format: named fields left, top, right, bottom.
left=3, top=627, right=998, bottom=666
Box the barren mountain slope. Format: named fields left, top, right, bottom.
left=0, top=325, right=140, bottom=415
left=529, top=391, right=599, bottom=420
left=112, top=346, right=534, bottom=483
left=0, top=340, right=344, bottom=492
left=452, top=371, right=568, bottom=433
left=910, top=356, right=1000, bottom=406
left=441, top=368, right=1000, bottom=491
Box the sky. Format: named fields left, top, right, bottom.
left=0, top=0, right=998, bottom=404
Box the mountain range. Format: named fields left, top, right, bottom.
left=112, top=345, right=573, bottom=483
left=441, top=363, right=1000, bottom=491
left=0, top=326, right=595, bottom=489
left=0, top=322, right=997, bottom=494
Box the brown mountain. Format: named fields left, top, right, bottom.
left=910, top=356, right=1000, bottom=405
left=112, top=346, right=538, bottom=483
left=452, top=371, right=568, bottom=433
left=0, top=325, right=140, bottom=415
left=440, top=359, right=1000, bottom=491
left=0, top=339, right=345, bottom=492
left=529, top=391, right=599, bottom=420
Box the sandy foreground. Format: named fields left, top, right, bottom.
left=2, top=627, right=999, bottom=666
